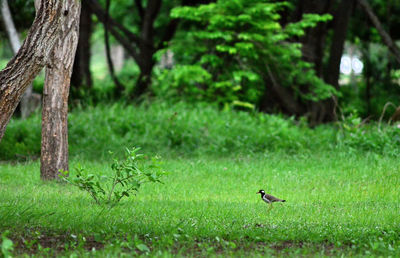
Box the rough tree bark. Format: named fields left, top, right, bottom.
left=1, top=0, right=36, bottom=118
left=40, top=0, right=81, bottom=180
left=0, top=0, right=66, bottom=141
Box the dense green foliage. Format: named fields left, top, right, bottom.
left=1, top=0, right=400, bottom=119
left=154, top=0, right=334, bottom=108
left=1, top=102, right=400, bottom=162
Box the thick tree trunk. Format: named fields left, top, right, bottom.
left=1, top=0, right=36, bottom=118
left=40, top=0, right=81, bottom=180
left=71, top=1, right=93, bottom=90
left=0, top=0, right=65, bottom=141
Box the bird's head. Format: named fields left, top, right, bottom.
left=257, top=190, right=265, bottom=195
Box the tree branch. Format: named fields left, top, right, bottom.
left=358, top=0, right=400, bottom=64
left=86, top=0, right=143, bottom=46
left=0, top=0, right=65, bottom=140
left=86, top=0, right=141, bottom=61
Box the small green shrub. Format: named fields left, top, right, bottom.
left=60, top=147, right=165, bottom=205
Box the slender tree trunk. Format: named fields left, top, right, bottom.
left=104, top=0, right=124, bottom=98
left=1, top=0, right=20, bottom=54
left=1, top=0, right=36, bottom=118
left=40, top=0, right=81, bottom=180
left=131, top=0, right=160, bottom=98
left=0, top=0, right=66, bottom=141
left=133, top=58, right=155, bottom=98
left=71, top=1, right=93, bottom=90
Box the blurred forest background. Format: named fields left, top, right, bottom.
left=1, top=0, right=400, bottom=159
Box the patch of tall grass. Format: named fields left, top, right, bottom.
left=1, top=101, right=399, bottom=160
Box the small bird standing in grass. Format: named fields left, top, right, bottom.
left=257, top=189, right=286, bottom=210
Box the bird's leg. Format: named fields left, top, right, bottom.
left=268, top=203, right=273, bottom=211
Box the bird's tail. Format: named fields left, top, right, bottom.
left=281, top=200, right=286, bottom=202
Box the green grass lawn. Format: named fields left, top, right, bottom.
left=1, top=151, right=399, bottom=256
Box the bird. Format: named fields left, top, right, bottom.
left=257, top=189, right=285, bottom=210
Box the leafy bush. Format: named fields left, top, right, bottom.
left=61, top=147, right=165, bottom=205
left=153, top=0, right=335, bottom=108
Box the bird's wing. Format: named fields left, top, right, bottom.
left=264, top=194, right=284, bottom=202
left=262, top=195, right=271, bottom=203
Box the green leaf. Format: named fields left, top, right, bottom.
left=136, top=243, right=150, bottom=252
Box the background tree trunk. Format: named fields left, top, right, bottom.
left=1, top=0, right=36, bottom=118
left=71, top=1, right=93, bottom=91
left=40, top=0, right=81, bottom=180
left=322, top=0, right=354, bottom=122
left=299, top=0, right=335, bottom=77
left=296, top=0, right=336, bottom=125
left=325, top=0, right=354, bottom=89
left=104, top=0, right=124, bottom=98
left=0, top=0, right=65, bottom=141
